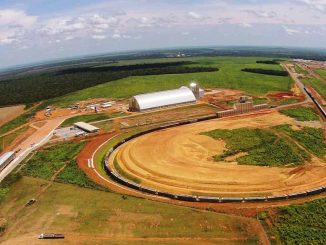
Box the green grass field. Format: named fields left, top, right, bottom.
left=202, top=127, right=308, bottom=166
left=56, top=160, right=107, bottom=191
left=294, top=64, right=309, bottom=75
left=276, top=124, right=326, bottom=158
left=265, top=198, right=326, bottom=245
left=279, top=107, right=320, bottom=121
left=52, top=57, right=292, bottom=107
left=315, top=69, right=326, bottom=79
left=21, top=142, right=86, bottom=180
left=302, top=77, right=326, bottom=102
left=0, top=177, right=260, bottom=244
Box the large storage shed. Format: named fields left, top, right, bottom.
left=129, top=87, right=197, bottom=111
left=0, top=151, right=15, bottom=171
left=74, top=122, right=99, bottom=133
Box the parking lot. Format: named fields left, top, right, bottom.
left=54, top=127, right=86, bottom=139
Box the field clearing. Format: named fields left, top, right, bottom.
left=0, top=177, right=261, bottom=244
left=117, top=103, right=219, bottom=129
left=315, top=69, right=326, bottom=79
left=0, top=105, right=25, bottom=127
left=0, top=126, right=30, bottom=153
left=52, top=57, right=292, bottom=107
left=302, top=77, right=326, bottom=102
left=110, top=111, right=326, bottom=196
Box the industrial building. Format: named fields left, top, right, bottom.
left=0, top=151, right=15, bottom=171
left=74, top=122, right=99, bottom=133
left=217, top=96, right=268, bottom=118
left=129, top=83, right=204, bottom=112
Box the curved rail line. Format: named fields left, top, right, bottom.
left=103, top=92, right=326, bottom=203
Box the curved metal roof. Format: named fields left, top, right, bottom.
left=133, top=87, right=196, bottom=110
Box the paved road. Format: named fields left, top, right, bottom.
left=0, top=116, right=68, bottom=182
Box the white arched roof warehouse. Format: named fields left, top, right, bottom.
left=130, top=87, right=196, bottom=111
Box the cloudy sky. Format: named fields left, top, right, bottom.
left=1, top=0, right=326, bottom=68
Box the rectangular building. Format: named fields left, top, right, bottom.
left=0, top=151, right=16, bottom=171
left=74, top=122, right=99, bottom=133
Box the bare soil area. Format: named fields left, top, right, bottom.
left=110, top=111, right=326, bottom=197
left=0, top=105, right=25, bottom=126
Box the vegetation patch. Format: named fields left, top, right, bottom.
left=276, top=124, right=326, bottom=158
left=56, top=160, right=107, bottom=191
left=0, top=171, right=22, bottom=203
left=0, top=126, right=28, bottom=152
left=241, top=68, right=288, bottom=76
left=253, top=97, right=268, bottom=105
left=21, top=142, right=86, bottom=180
left=270, top=198, right=326, bottom=245
left=256, top=60, right=280, bottom=65
left=202, top=128, right=307, bottom=166
left=302, top=77, right=326, bottom=102
left=278, top=98, right=300, bottom=105
left=280, top=107, right=319, bottom=121
left=0, top=61, right=217, bottom=106
left=294, top=64, right=309, bottom=75
left=315, top=69, right=326, bottom=79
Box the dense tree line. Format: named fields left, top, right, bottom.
left=0, top=64, right=218, bottom=106
left=56, top=61, right=193, bottom=75
left=241, top=68, right=288, bottom=76
left=256, top=60, right=280, bottom=65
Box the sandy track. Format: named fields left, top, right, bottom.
left=111, top=111, right=326, bottom=196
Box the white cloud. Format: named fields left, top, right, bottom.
left=240, top=22, right=253, bottom=28
left=0, top=9, right=37, bottom=45
left=92, top=34, right=106, bottom=40
left=295, top=0, right=326, bottom=11
left=245, top=10, right=277, bottom=18
left=0, top=9, right=37, bottom=27
left=282, top=25, right=300, bottom=35
left=112, top=33, right=121, bottom=39
left=188, top=11, right=202, bottom=19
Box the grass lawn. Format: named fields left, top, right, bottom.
left=202, top=127, right=308, bottom=166
left=263, top=198, right=326, bottom=245
left=21, top=142, right=86, bottom=180
left=0, top=177, right=260, bottom=244
left=52, top=57, right=292, bottom=107
left=279, top=107, right=320, bottom=121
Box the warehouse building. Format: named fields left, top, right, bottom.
left=129, top=83, right=203, bottom=112
left=74, top=122, right=99, bottom=133
left=0, top=151, right=15, bottom=172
